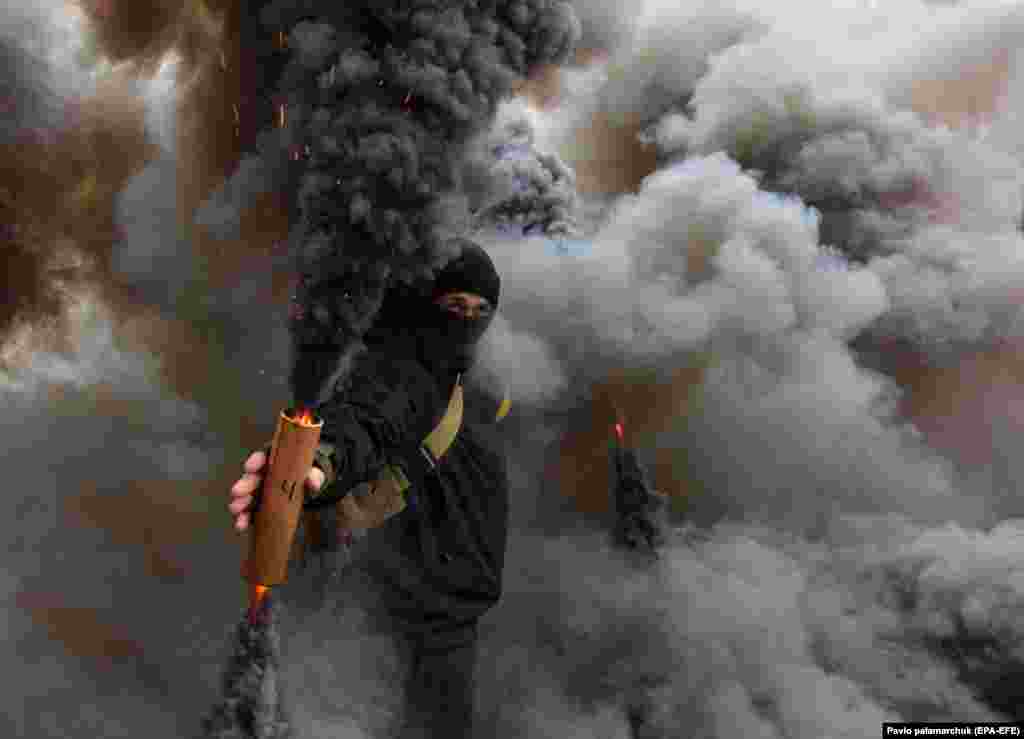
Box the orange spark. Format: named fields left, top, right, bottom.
left=248, top=583, right=270, bottom=622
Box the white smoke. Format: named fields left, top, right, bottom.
left=0, top=0, right=100, bottom=100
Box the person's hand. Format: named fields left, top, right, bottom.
left=228, top=449, right=326, bottom=532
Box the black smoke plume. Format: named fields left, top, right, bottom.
left=217, top=0, right=580, bottom=406
left=201, top=594, right=293, bottom=739
left=610, top=445, right=667, bottom=557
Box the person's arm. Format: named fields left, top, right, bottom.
left=302, top=352, right=443, bottom=511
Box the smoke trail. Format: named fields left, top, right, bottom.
left=196, top=1, right=581, bottom=405
left=610, top=444, right=668, bottom=556
left=201, top=594, right=293, bottom=739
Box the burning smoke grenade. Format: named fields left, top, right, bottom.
left=609, top=412, right=666, bottom=557
left=242, top=407, right=322, bottom=623
left=203, top=402, right=325, bottom=738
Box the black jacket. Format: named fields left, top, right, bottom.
left=303, top=340, right=510, bottom=626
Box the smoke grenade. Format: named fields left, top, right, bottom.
left=242, top=408, right=323, bottom=616
left=611, top=415, right=667, bottom=557
left=201, top=406, right=322, bottom=739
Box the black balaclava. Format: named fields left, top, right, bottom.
left=366, top=238, right=500, bottom=386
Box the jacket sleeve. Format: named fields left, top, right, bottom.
left=302, top=353, right=443, bottom=510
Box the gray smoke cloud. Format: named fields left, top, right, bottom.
left=466, top=0, right=1024, bottom=734
left=465, top=97, right=583, bottom=237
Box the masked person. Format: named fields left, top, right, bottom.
left=228, top=238, right=508, bottom=739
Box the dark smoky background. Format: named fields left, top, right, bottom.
left=2, top=2, right=295, bottom=737
left=5, top=1, right=1024, bottom=738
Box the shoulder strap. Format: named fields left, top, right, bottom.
left=422, top=376, right=464, bottom=461
left=375, top=375, right=464, bottom=500
left=325, top=377, right=464, bottom=511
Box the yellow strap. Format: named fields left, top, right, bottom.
left=496, top=390, right=511, bottom=421
left=422, top=378, right=464, bottom=460
left=374, top=381, right=463, bottom=496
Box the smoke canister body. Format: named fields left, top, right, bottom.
left=243, top=408, right=323, bottom=587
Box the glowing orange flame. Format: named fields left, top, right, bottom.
left=248, top=583, right=270, bottom=622
left=292, top=406, right=316, bottom=426
left=611, top=400, right=625, bottom=442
